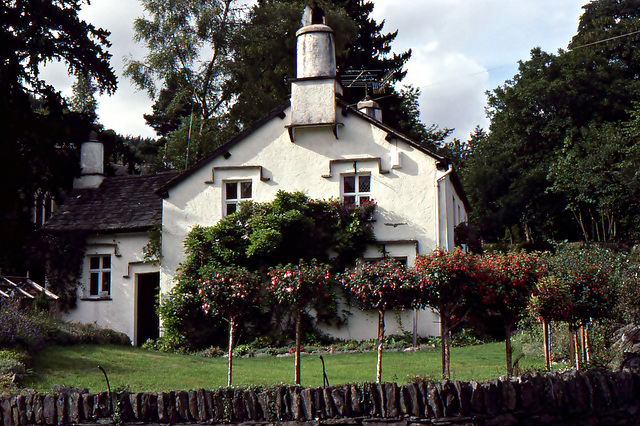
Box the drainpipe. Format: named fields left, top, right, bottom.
left=435, top=167, right=453, bottom=250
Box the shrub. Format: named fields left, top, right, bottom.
left=0, top=300, right=45, bottom=350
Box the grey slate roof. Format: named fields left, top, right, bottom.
left=44, top=171, right=179, bottom=234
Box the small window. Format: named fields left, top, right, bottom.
left=88, top=255, right=111, bottom=297
left=224, top=181, right=252, bottom=216
left=342, top=174, right=371, bottom=206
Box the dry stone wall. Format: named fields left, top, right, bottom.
left=1, top=370, right=639, bottom=425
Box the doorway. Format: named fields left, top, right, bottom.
left=136, top=272, right=160, bottom=346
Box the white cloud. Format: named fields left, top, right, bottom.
left=370, top=0, right=585, bottom=141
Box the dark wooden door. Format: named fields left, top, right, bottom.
left=136, top=272, right=160, bottom=346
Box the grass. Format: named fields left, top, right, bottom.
left=19, top=342, right=549, bottom=393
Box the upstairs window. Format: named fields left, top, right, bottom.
left=89, top=255, right=111, bottom=297
left=225, top=180, right=252, bottom=216
left=342, top=174, right=371, bottom=206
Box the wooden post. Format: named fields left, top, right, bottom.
left=376, top=308, right=385, bottom=383
left=441, top=316, right=450, bottom=380
left=573, top=328, right=581, bottom=370
left=505, top=321, right=514, bottom=377
left=583, top=322, right=591, bottom=363
left=227, top=317, right=236, bottom=387
left=542, top=319, right=551, bottom=371
left=295, top=308, right=302, bottom=385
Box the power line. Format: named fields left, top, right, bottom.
left=570, top=29, right=640, bottom=50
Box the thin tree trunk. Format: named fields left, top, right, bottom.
left=543, top=319, right=551, bottom=371
left=573, top=328, right=581, bottom=370
left=572, top=209, right=589, bottom=242
left=590, top=209, right=601, bottom=242
left=227, top=317, right=236, bottom=387
left=505, top=320, right=514, bottom=377
left=583, top=322, right=591, bottom=363
left=441, top=315, right=450, bottom=380
left=295, top=308, right=302, bottom=385
left=376, top=308, right=385, bottom=383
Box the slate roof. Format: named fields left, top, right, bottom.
left=44, top=171, right=179, bottom=234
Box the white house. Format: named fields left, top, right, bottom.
left=158, top=6, right=468, bottom=341
left=44, top=6, right=469, bottom=345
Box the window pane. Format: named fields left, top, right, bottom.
left=359, top=196, right=370, bottom=204
left=90, top=273, right=99, bottom=295
left=102, top=255, right=110, bottom=269
left=344, top=196, right=356, bottom=206
left=102, top=272, right=111, bottom=294
left=90, top=257, right=100, bottom=270
left=343, top=176, right=355, bottom=193
left=240, top=181, right=252, bottom=199
left=227, top=203, right=237, bottom=215
left=226, top=182, right=237, bottom=200
left=359, top=175, right=371, bottom=193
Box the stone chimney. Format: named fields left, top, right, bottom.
left=74, top=131, right=105, bottom=189
left=357, top=96, right=382, bottom=121
left=290, top=4, right=342, bottom=127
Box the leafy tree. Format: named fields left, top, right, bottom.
left=1, top=0, right=116, bottom=275
left=268, top=260, right=332, bottom=385
left=69, top=73, right=99, bottom=121
left=528, top=275, right=572, bottom=370
left=546, top=244, right=617, bottom=367
left=465, top=0, right=640, bottom=245
left=125, top=0, right=242, bottom=166
left=342, top=258, right=415, bottom=383
left=478, top=252, right=543, bottom=375
left=413, top=249, right=479, bottom=379
left=198, top=264, right=262, bottom=386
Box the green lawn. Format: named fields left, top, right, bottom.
left=20, top=342, right=549, bottom=393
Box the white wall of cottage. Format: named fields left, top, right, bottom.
left=64, top=233, right=159, bottom=344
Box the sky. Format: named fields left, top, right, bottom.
left=42, top=0, right=588, bottom=141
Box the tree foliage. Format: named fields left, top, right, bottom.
left=125, top=0, right=242, bottom=166
left=0, top=0, right=117, bottom=274
left=463, top=0, right=640, bottom=245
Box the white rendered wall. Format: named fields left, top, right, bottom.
left=161, top=105, right=452, bottom=340
left=437, top=173, right=469, bottom=250
left=64, top=233, right=159, bottom=343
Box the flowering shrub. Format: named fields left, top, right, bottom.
left=268, top=260, right=332, bottom=309
left=477, top=252, right=544, bottom=315
left=198, top=265, right=262, bottom=319
left=342, top=258, right=415, bottom=311
left=414, top=249, right=480, bottom=315
left=0, top=300, right=45, bottom=350
left=529, top=244, right=616, bottom=327
left=528, top=275, right=572, bottom=322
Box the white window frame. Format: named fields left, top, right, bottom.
left=224, top=180, right=253, bottom=216
left=341, top=173, right=371, bottom=206
left=88, top=255, right=111, bottom=298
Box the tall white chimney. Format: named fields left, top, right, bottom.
left=290, top=5, right=342, bottom=126
left=74, top=131, right=105, bottom=189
